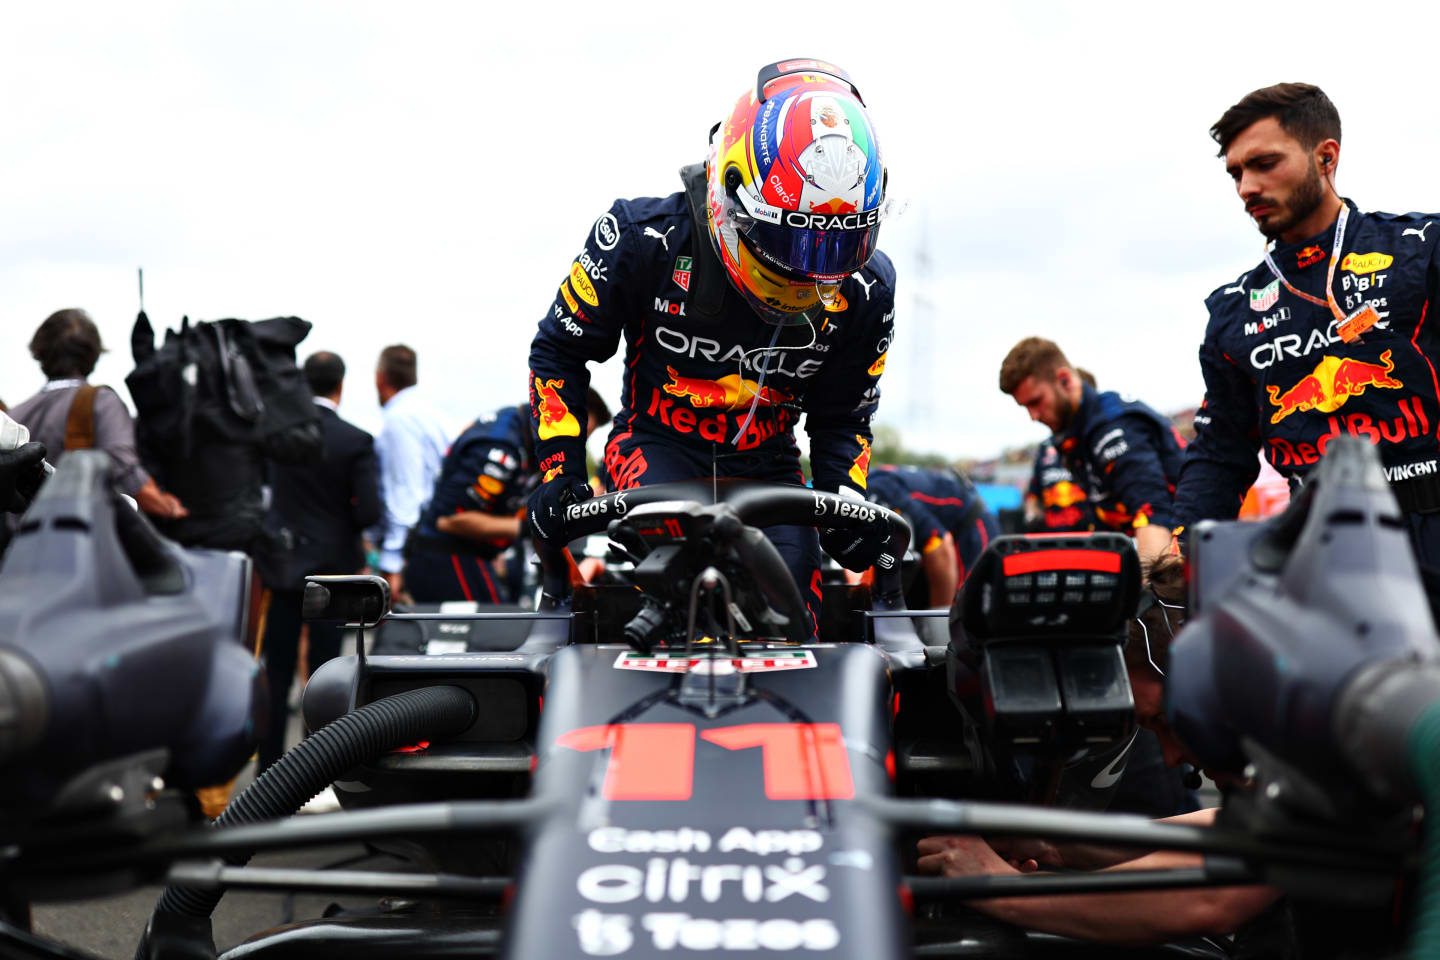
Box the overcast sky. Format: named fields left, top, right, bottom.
left=5, top=1, right=1440, bottom=462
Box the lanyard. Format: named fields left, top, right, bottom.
left=1261, top=203, right=1349, bottom=322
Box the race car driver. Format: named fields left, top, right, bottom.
left=1000, top=338, right=1183, bottom=568
left=1174, top=83, right=1440, bottom=563
left=864, top=464, right=998, bottom=608
left=405, top=390, right=609, bottom=603
left=526, top=59, right=898, bottom=609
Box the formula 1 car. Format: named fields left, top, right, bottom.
left=0, top=466, right=1423, bottom=959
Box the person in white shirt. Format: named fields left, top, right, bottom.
left=371, top=344, right=451, bottom=598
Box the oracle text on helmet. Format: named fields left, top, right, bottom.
left=784, top=208, right=880, bottom=231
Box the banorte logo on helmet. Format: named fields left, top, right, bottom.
left=706, top=61, right=886, bottom=325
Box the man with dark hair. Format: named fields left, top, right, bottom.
left=259, top=350, right=381, bottom=771
left=405, top=388, right=610, bottom=603
left=1000, top=337, right=1183, bottom=567
left=9, top=309, right=186, bottom=520
left=304, top=350, right=346, bottom=397
left=1174, top=83, right=1440, bottom=561
left=372, top=344, right=451, bottom=598
left=377, top=345, right=417, bottom=393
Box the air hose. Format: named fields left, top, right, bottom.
left=1407, top=700, right=1440, bottom=959
left=137, top=684, right=475, bottom=958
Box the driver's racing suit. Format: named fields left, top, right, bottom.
left=1174, top=200, right=1440, bottom=562
left=527, top=165, right=896, bottom=608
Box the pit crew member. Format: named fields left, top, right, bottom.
left=526, top=59, right=898, bottom=608
left=1173, top=83, right=1440, bottom=563
left=864, top=464, right=998, bottom=608
left=405, top=390, right=609, bottom=604
left=1000, top=338, right=1183, bottom=568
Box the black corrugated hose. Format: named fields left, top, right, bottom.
left=137, top=684, right=475, bottom=959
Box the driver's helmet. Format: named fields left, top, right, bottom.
left=706, top=59, right=889, bottom=325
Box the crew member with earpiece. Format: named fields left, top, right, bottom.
left=525, top=60, right=898, bottom=626
left=1175, top=82, right=1440, bottom=565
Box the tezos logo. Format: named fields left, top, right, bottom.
left=832, top=501, right=877, bottom=523
left=566, top=499, right=610, bottom=521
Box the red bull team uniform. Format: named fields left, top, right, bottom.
left=1055, top=384, right=1185, bottom=537
left=405, top=405, right=533, bottom=604
left=1174, top=200, right=1440, bottom=560
left=527, top=166, right=895, bottom=601
left=866, top=464, right=999, bottom=594
left=1026, top=437, right=1094, bottom=532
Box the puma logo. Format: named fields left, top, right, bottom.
left=1404, top=221, right=1433, bottom=242
left=852, top=271, right=876, bottom=300
left=1223, top=280, right=1246, bottom=296
left=643, top=225, right=676, bottom=251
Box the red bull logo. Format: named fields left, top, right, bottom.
left=1266, top=349, right=1403, bottom=424
left=848, top=435, right=872, bottom=488
left=808, top=198, right=857, bottom=215
left=1042, top=480, right=1087, bottom=509
left=662, top=366, right=792, bottom=411
left=1295, top=245, right=1326, bottom=269
left=533, top=376, right=581, bottom=440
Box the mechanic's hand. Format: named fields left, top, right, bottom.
left=0, top=441, right=48, bottom=514
left=986, top=835, right=1062, bottom=871
left=526, top=474, right=594, bottom=543
left=916, top=835, right=1022, bottom=878
left=819, top=510, right=894, bottom=573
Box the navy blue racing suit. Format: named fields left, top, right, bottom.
left=1054, top=384, right=1184, bottom=536
left=527, top=165, right=896, bottom=611
left=1174, top=200, right=1440, bottom=562
left=1026, top=437, right=1094, bottom=532
left=405, top=404, right=533, bottom=604
left=866, top=465, right=999, bottom=601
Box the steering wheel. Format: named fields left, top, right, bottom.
left=534, top=481, right=911, bottom=610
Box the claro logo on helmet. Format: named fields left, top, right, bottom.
left=784, top=208, right=881, bottom=231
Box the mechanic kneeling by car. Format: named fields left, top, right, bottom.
left=919, top=555, right=1405, bottom=955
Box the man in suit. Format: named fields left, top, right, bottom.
left=259, top=350, right=382, bottom=772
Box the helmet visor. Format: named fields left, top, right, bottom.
left=731, top=187, right=885, bottom=282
